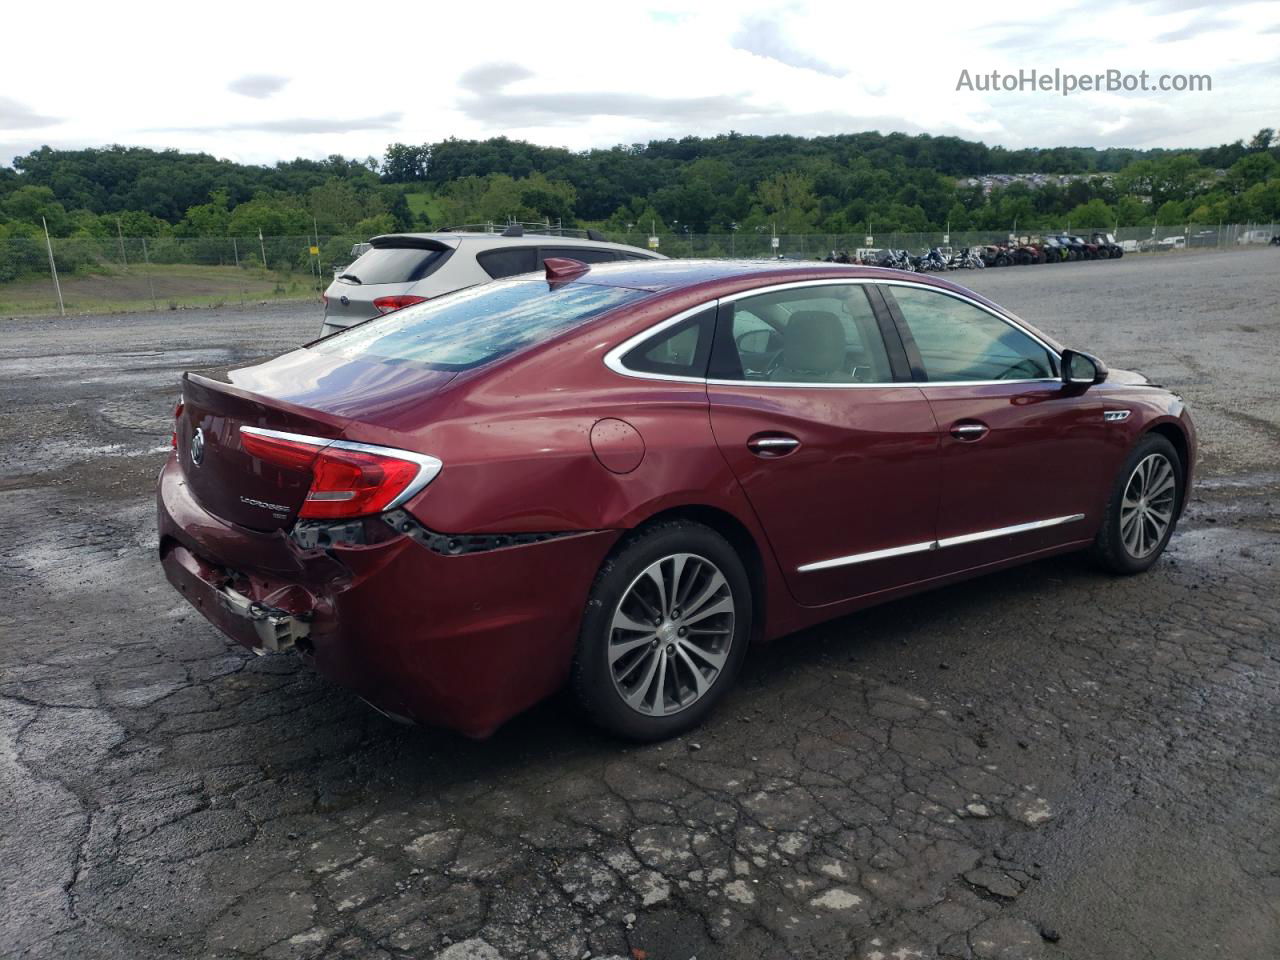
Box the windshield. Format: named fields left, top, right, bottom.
left=310, top=280, right=650, bottom=370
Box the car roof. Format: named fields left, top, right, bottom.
left=539, top=258, right=1067, bottom=353
left=532, top=257, right=922, bottom=292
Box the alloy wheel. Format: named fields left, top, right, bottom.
left=1120, top=453, right=1177, bottom=558
left=608, top=553, right=735, bottom=716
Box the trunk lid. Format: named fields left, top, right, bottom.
left=178, top=374, right=338, bottom=532
left=178, top=350, right=456, bottom=532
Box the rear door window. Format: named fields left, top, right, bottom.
left=340, top=246, right=448, bottom=284
left=477, top=247, right=538, bottom=279
left=620, top=308, right=716, bottom=378
left=709, top=284, right=895, bottom=384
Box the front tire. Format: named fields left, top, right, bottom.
left=572, top=521, right=751, bottom=740
left=1091, top=434, right=1183, bottom=574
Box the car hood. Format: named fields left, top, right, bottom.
left=228, top=347, right=457, bottom=423
left=1107, top=366, right=1153, bottom=386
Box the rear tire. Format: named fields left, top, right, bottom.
left=572, top=520, right=751, bottom=741
left=1091, top=433, right=1183, bottom=575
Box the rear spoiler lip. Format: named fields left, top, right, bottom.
left=368, top=234, right=456, bottom=252
left=183, top=371, right=353, bottom=440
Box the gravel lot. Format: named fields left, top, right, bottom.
left=2, top=249, right=1278, bottom=960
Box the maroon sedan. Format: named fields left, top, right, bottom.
left=159, top=259, right=1195, bottom=740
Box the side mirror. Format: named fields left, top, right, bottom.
left=1061, top=349, right=1108, bottom=386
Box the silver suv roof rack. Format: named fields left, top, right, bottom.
left=439, top=220, right=606, bottom=240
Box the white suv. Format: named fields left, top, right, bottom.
left=320, top=229, right=664, bottom=336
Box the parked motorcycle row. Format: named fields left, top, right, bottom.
left=980, top=232, right=1125, bottom=266
left=824, top=232, right=1125, bottom=272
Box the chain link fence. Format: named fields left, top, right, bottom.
left=2, top=224, right=1275, bottom=317
left=0, top=234, right=364, bottom=318
left=611, top=223, right=1279, bottom=260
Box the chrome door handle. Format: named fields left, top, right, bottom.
left=950, top=422, right=989, bottom=441
left=747, top=434, right=801, bottom=457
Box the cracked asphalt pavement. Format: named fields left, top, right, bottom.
left=2, top=249, right=1278, bottom=959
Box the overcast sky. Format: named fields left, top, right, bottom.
left=2, top=0, right=1277, bottom=169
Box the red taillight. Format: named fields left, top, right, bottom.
left=171, top=400, right=183, bottom=449
left=240, top=430, right=324, bottom=472
left=301, top=446, right=421, bottom=518
left=372, top=294, right=428, bottom=314
left=238, top=428, right=436, bottom=519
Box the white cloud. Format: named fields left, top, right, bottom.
left=0, top=0, right=1275, bottom=167
left=227, top=74, right=290, bottom=99
left=0, top=96, right=60, bottom=131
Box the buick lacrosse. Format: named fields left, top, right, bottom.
left=159, top=258, right=1195, bottom=739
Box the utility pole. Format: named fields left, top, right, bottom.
left=312, top=217, right=323, bottom=296
left=116, top=218, right=128, bottom=270
left=232, top=237, right=245, bottom=306
left=42, top=217, right=65, bottom=317
left=141, top=236, right=159, bottom=311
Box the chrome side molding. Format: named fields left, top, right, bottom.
left=798, top=539, right=936, bottom=572
left=1103, top=410, right=1132, bottom=422
left=797, top=514, right=1086, bottom=573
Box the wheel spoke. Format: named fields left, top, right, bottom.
left=612, top=610, right=657, bottom=635
left=616, top=646, right=653, bottom=683
left=644, top=566, right=668, bottom=618
left=608, top=633, right=656, bottom=665
left=682, top=570, right=727, bottom=619
left=684, top=595, right=734, bottom=625
left=680, top=638, right=728, bottom=673
left=629, top=589, right=661, bottom=622
left=653, top=650, right=669, bottom=712
left=624, top=650, right=662, bottom=711
left=1147, top=510, right=1169, bottom=538
left=674, top=645, right=710, bottom=699
left=1149, top=463, right=1173, bottom=495
left=669, top=554, right=691, bottom=609
left=1122, top=511, right=1141, bottom=554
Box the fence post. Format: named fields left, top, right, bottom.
left=116, top=219, right=129, bottom=270
left=232, top=237, right=245, bottom=306
left=141, top=237, right=159, bottom=312
left=41, top=217, right=65, bottom=317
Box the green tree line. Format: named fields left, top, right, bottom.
left=2, top=129, right=1277, bottom=255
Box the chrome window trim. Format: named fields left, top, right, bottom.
left=797, top=513, right=1086, bottom=573
left=239, top=426, right=443, bottom=509
left=601, top=276, right=1062, bottom=388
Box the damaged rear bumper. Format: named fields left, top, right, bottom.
left=156, top=455, right=620, bottom=737
left=163, top=543, right=312, bottom=654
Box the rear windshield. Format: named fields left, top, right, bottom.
left=340, top=245, right=447, bottom=284
left=310, top=280, right=650, bottom=370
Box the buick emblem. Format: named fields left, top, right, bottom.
left=190, top=427, right=206, bottom=466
